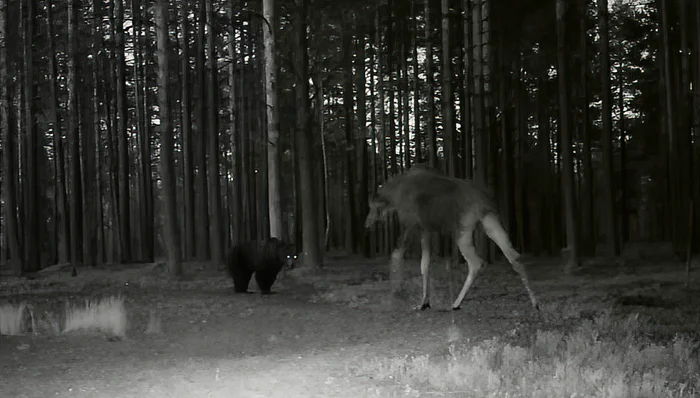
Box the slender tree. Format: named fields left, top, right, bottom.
left=342, top=12, right=357, bottom=253
left=205, top=0, right=223, bottom=263
left=115, top=0, right=131, bottom=262
left=23, top=0, right=38, bottom=271
left=263, top=0, right=283, bottom=240
left=425, top=0, right=436, bottom=168
left=556, top=0, right=579, bottom=272
left=180, top=0, right=195, bottom=259
left=67, top=0, right=83, bottom=267
left=442, top=0, right=455, bottom=176
left=0, top=0, right=22, bottom=275
left=47, top=0, right=69, bottom=265
left=598, top=0, right=620, bottom=256
left=194, top=0, right=210, bottom=259
left=295, top=0, right=321, bottom=266
left=155, top=0, right=183, bottom=276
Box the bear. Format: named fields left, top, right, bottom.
left=226, top=237, right=297, bottom=294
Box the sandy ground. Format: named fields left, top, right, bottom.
left=1, top=252, right=699, bottom=397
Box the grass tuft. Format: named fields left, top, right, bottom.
left=358, top=312, right=700, bottom=397
left=63, top=295, right=127, bottom=338
left=0, top=302, right=31, bottom=335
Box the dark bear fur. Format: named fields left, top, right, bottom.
left=226, top=237, right=297, bottom=294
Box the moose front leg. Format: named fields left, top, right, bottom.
left=416, top=229, right=432, bottom=310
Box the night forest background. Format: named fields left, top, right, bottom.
left=0, top=0, right=698, bottom=277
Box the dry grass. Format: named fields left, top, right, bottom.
left=357, top=311, right=700, bottom=397
left=63, top=295, right=127, bottom=338
left=0, top=302, right=31, bottom=335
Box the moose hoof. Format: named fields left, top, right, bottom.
left=451, top=306, right=461, bottom=311
left=414, top=303, right=431, bottom=311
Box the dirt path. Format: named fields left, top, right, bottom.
left=4, top=255, right=695, bottom=397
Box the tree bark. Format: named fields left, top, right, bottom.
left=114, top=0, right=131, bottom=263
left=295, top=0, right=321, bottom=266
left=342, top=12, right=357, bottom=253
left=0, top=0, right=22, bottom=275
left=205, top=0, right=223, bottom=263
left=180, top=0, right=195, bottom=260
left=442, top=0, right=455, bottom=176
left=22, top=0, right=38, bottom=271
left=412, top=0, right=422, bottom=164
left=580, top=0, right=595, bottom=255
left=155, top=0, right=183, bottom=276
left=263, top=0, right=283, bottom=240
left=195, top=0, right=210, bottom=259
left=47, top=0, right=69, bottom=265
left=425, top=0, right=436, bottom=168
left=556, top=0, right=579, bottom=272
left=598, top=0, right=619, bottom=256
left=68, top=0, right=83, bottom=267
left=357, top=23, right=370, bottom=257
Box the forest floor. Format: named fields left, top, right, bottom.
left=1, top=247, right=700, bottom=398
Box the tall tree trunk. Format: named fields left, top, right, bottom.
left=0, top=0, right=22, bottom=275
left=556, top=0, right=579, bottom=272
left=22, top=0, right=38, bottom=271
left=179, top=0, right=195, bottom=260
left=195, top=0, right=210, bottom=259
left=68, top=0, right=83, bottom=267
left=342, top=13, right=357, bottom=253
left=155, top=0, right=183, bottom=276
left=263, top=0, right=283, bottom=240
left=92, top=0, right=104, bottom=265
left=462, top=0, right=473, bottom=179
left=580, top=0, right=595, bottom=255
left=133, top=0, right=154, bottom=262
left=618, top=47, right=628, bottom=245
left=115, top=0, right=131, bottom=263
left=47, top=0, right=69, bottom=265
left=228, top=2, right=242, bottom=244
left=412, top=0, right=422, bottom=164
left=598, top=0, right=619, bottom=256
left=357, top=24, right=370, bottom=257
left=425, top=0, right=436, bottom=168
left=295, top=0, right=321, bottom=266
left=400, top=17, right=410, bottom=170
left=442, top=0, right=455, bottom=176
left=206, top=0, right=223, bottom=263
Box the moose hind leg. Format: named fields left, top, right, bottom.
left=415, top=230, right=432, bottom=310
left=452, top=220, right=483, bottom=310
left=482, top=213, right=540, bottom=311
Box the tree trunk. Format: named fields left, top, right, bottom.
left=179, top=0, right=195, bottom=260
left=47, top=0, right=69, bottom=265
left=462, top=0, right=473, bottom=179
left=195, top=0, right=210, bottom=259
left=425, top=0, right=436, bottom=168
left=556, top=0, right=579, bottom=272
left=262, top=0, right=283, bottom=240
left=114, top=0, right=131, bottom=263
left=579, top=0, right=595, bottom=255
left=442, top=0, right=455, bottom=177
left=412, top=0, right=422, bottom=164
left=357, top=23, right=370, bottom=257
left=342, top=13, right=358, bottom=253
left=134, top=0, right=154, bottom=263
left=294, top=0, right=321, bottom=266
left=0, top=0, right=22, bottom=275
left=155, top=0, right=183, bottom=276
left=598, top=0, right=619, bottom=256
left=205, top=0, right=223, bottom=263
left=68, top=0, right=83, bottom=267
left=22, top=0, right=38, bottom=271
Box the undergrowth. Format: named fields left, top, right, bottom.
left=358, top=310, right=700, bottom=397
